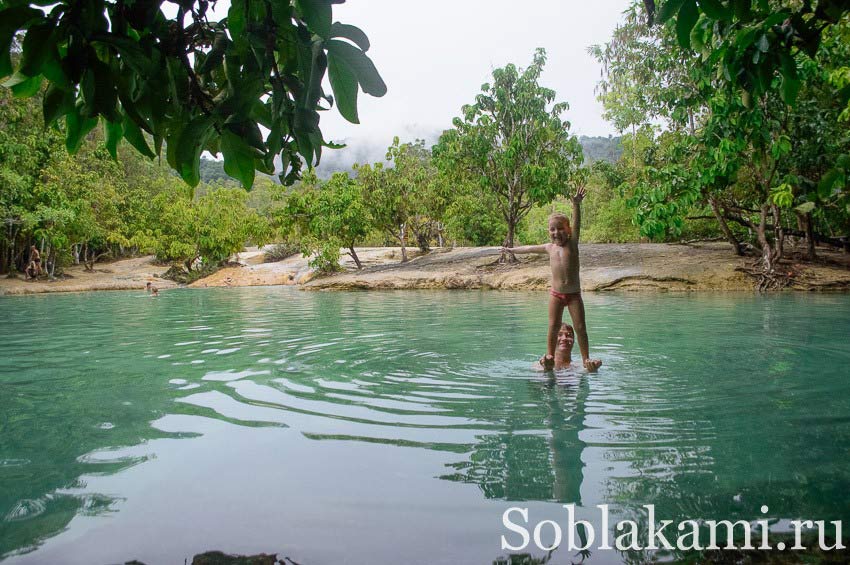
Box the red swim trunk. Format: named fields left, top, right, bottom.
left=549, top=289, right=581, bottom=305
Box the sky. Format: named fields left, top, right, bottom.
left=320, top=0, right=633, bottom=144
left=189, top=0, right=635, bottom=169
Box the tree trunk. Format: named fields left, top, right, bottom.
left=348, top=246, right=362, bottom=269
left=771, top=204, right=784, bottom=262
left=802, top=212, right=816, bottom=260
left=399, top=223, right=408, bottom=263
left=502, top=216, right=518, bottom=263
left=709, top=197, right=743, bottom=256
left=47, top=246, right=55, bottom=278
left=504, top=217, right=516, bottom=248
left=756, top=204, right=775, bottom=275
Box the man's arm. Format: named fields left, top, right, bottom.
left=502, top=244, right=549, bottom=254
left=571, top=186, right=586, bottom=242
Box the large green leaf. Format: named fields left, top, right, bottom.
left=90, top=59, right=119, bottom=121
left=122, top=114, right=156, bottom=159
left=221, top=130, right=257, bottom=189
left=296, top=0, right=332, bottom=39
left=327, top=50, right=359, bottom=123
left=697, top=0, right=730, bottom=20
left=104, top=118, right=124, bottom=160
left=175, top=115, right=216, bottom=187
left=325, top=39, right=386, bottom=96
left=42, top=82, right=74, bottom=125
left=330, top=22, right=370, bottom=51
left=65, top=105, right=99, bottom=153
left=20, top=20, right=55, bottom=77
left=676, top=0, right=699, bottom=49
left=0, top=6, right=42, bottom=78
left=780, top=73, right=800, bottom=105
left=9, top=73, right=42, bottom=97
left=40, top=47, right=71, bottom=89
left=93, top=33, right=154, bottom=76
left=228, top=1, right=246, bottom=52
left=657, top=0, right=686, bottom=23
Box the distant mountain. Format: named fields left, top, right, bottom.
left=198, top=157, right=277, bottom=186
left=199, top=157, right=234, bottom=184
left=579, top=135, right=623, bottom=164
left=201, top=133, right=623, bottom=185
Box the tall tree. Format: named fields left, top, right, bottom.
left=596, top=1, right=850, bottom=288
left=0, top=0, right=386, bottom=188
left=356, top=138, right=440, bottom=262
left=281, top=171, right=371, bottom=270
left=433, top=48, right=584, bottom=253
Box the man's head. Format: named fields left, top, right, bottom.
left=548, top=213, right=571, bottom=246
left=556, top=323, right=575, bottom=355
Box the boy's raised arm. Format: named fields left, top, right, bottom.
left=501, top=244, right=549, bottom=254
left=571, top=186, right=586, bottom=241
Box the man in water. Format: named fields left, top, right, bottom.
left=535, top=323, right=598, bottom=371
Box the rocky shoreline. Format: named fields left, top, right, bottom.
left=2, top=243, right=849, bottom=296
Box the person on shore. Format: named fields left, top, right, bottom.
left=25, top=246, right=42, bottom=280
left=502, top=186, right=602, bottom=372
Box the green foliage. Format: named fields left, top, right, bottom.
left=280, top=171, right=371, bottom=271
left=263, top=242, right=301, bottom=263
left=140, top=186, right=271, bottom=269
left=519, top=168, right=640, bottom=244
left=443, top=190, right=506, bottom=246
left=433, top=48, right=584, bottom=247
left=595, top=2, right=850, bottom=275
left=356, top=138, right=447, bottom=259
left=0, top=0, right=385, bottom=188
left=649, top=0, right=848, bottom=106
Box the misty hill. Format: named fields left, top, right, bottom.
left=199, top=134, right=623, bottom=184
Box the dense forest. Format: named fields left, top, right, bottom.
left=1, top=0, right=849, bottom=288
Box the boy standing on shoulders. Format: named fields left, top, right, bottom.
left=502, top=187, right=602, bottom=373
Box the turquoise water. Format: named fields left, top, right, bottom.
left=1, top=289, right=849, bottom=564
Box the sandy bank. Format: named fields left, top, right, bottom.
left=302, top=243, right=764, bottom=291
left=198, top=242, right=850, bottom=292
left=0, top=256, right=176, bottom=296
left=3, top=243, right=848, bottom=296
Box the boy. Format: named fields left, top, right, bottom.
left=502, top=187, right=602, bottom=372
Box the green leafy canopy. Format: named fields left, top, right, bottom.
left=0, top=0, right=386, bottom=189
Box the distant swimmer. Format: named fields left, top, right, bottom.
left=502, top=186, right=601, bottom=373
left=146, top=281, right=159, bottom=297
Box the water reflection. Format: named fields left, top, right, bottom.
left=1, top=290, right=849, bottom=563
left=442, top=374, right=589, bottom=504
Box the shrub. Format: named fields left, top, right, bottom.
left=264, top=242, right=300, bottom=263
